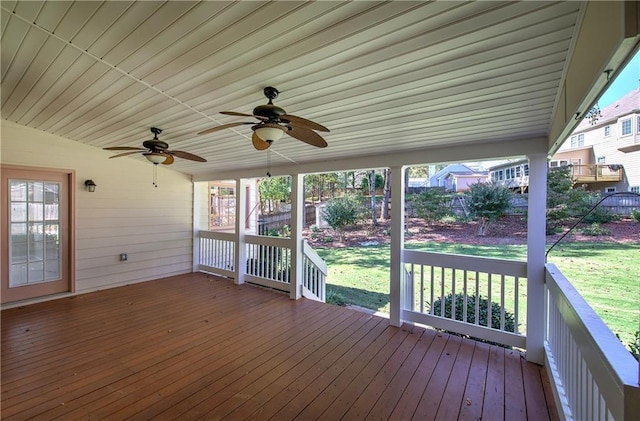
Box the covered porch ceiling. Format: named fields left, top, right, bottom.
left=1, top=1, right=638, bottom=179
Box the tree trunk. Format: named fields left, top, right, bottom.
left=382, top=168, right=391, bottom=219
left=369, top=170, right=378, bottom=226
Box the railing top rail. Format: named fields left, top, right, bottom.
left=403, top=249, right=527, bottom=277
left=302, top=240, right=327, bottom=274
left=198, top=230, right=236, bottom=241
left=245, top=234, right=291, bottom=247
left=546, top=263, right=638, bottom=388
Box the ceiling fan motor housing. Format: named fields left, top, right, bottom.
left=253, top=103, right=286, bottom=120
left=142, top=139, right=169, bottom=151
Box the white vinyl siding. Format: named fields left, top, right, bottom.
left=1, top=122, right=194, bottom=293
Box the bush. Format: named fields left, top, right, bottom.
left=326, top=289, right=347, bottom=306
left=546, top=167, right=590, bottom=232
left=631, top=209, right=640, bottom=222
left=431, top=293, right=516, bottom=347
left=582, top=206, right=617, bottom=224
left=410, top=188, right=452, bottom=224
left=580, top=222, right=610, bottom=236
left=322, top=195, right=366, bottom=240
left=464, top=183, right=512, bottom=236
left=617, top=331, right=639, bottom=361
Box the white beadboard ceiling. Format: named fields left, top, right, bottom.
left=0, top=1, right=608, bottom=178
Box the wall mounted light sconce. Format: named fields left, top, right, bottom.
left=84, top=179, right=97, bottom=192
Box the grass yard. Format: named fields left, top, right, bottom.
left=315, top=242, right=639, bottom=351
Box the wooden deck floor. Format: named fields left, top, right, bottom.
left=1, top=273, right=557, bottom=420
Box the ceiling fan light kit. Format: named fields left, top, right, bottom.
left=197, top=86, right=329, bottom=150
left=144, top=152, right=169, bottom=164
left=253, top=123, right=285, bottom=143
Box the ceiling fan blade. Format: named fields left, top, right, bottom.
left=281, top=114, right=329, bottom=132
left=103, top=146, right=146, bottom=151
left=286, top=126, right=328, bottom=148
left=252, top=132, right=271, bottom=150
left=220, top=111, right=255, bottom=117
left=197, top=122, right=254, bottom=135
left=109, top=151, right=142, bottom=158
left=169, top=150, right=207, bottom=162
left=161, top=154, right=174, bottom=165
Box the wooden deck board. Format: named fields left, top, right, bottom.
left=1, top=273, right=556, bottom=420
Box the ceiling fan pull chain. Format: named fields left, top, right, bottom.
left=266, top=149, right=272, bottom=177
left=153, top=163, right=159, bottom=187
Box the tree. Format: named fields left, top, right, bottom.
left=258, top=176, right=290, bottom=214
left=382, top=168, right=391, bottom=219
left=464, top=182, right=512, bottom=236
left=321, top=194, right=366, bottom=241
left=368, top=170, right=378, bottom=226
left=410, top=188, right=452, bottom=224
left=546, top=166, right=589, bottom=233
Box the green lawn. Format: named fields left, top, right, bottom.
left=315, top=242, right=639, bottom=350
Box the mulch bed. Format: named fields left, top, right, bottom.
left=303, top=215, right=640, bottom=248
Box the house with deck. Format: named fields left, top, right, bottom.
left=2, top=1, right=639, bottom=420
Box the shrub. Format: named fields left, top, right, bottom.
left=631, top=209, right=640, bottom=222
left=546, top=167, right=590, bottom=232
left=617, top=331, right=639, bottom=361
left=410, top=188, right=452, bottom=224
left=464, top=183, right=512, bottom=236
left=581, top=222, right=610, bottom=236
left=431, top=293, right=516, bottom=347
left=582, top=206, right=618, bottom=224
left=326, top=289, right=347, bottom=306
left=321, top=194, right=366, bottom=240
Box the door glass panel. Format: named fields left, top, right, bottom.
left=8, top=179, right=62, bottom=287
left=11, top=203, right=27, bottom=222
left=11, top=181, right=27, bottom=201
left=10, top=264, right=28, bottom=286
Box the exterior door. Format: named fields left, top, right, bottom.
left=1, top=166, right=73, bottom=303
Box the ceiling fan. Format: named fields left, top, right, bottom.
left=104, top=127, right=207, bottom=165
left=197, top=87, right=329, bottom=150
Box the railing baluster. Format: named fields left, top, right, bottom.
left=514, top=276, right=519, bottom=334
left=463, top=269, right=468, bottom=324
left=487, top=273, right=492, bottom=329
left=475, top=272, right=480, bottom=325
left=430, top=266, right=435, bottom=315
left=500, top=274, right=505, bottom=331
left=420, top=264, right=424, bottom=314
left=451, top=269, right=456, bottom=321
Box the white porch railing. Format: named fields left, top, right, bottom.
left=402, top=249, right=527, bottom=349
left=197, top=231, right=326, bottom=301
left=244, top=234, right=291, bottom=292
left=302, top=240, right=326, bottom=302
left=544, top=264, right=640, bottom=421
left=198, top=231, right=235, bottom=278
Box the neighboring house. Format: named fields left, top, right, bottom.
left=490, top=89, right=640, bottom=194
left=554, top=88, right=640, bottom=194
left=489, top=160, right=530, bottom=193
left=428, top=164, right=488, bottom=192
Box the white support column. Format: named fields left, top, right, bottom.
left=289, top=174, right=304, bottom=299
left=234, top=178, right=247, bottom=285
left=192, top=181, right=210, bottom=272
left=389, top=166, right=405, bottom=327
left=526, top=153, right=547, bottom=364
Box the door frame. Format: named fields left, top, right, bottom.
left=1, top=165, right=76, bottom=303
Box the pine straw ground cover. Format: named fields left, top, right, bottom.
left=305, top=216, right=639, bottom=351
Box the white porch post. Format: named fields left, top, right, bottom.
left=234, top=178, right=247, bottom=285
left=192, top=181, right=209, bottom=272
left=289, top=174, right=304, bottom=299
left=526, top=153, right=547, bottom=364
left=389, top=166, right=405, bottom=327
